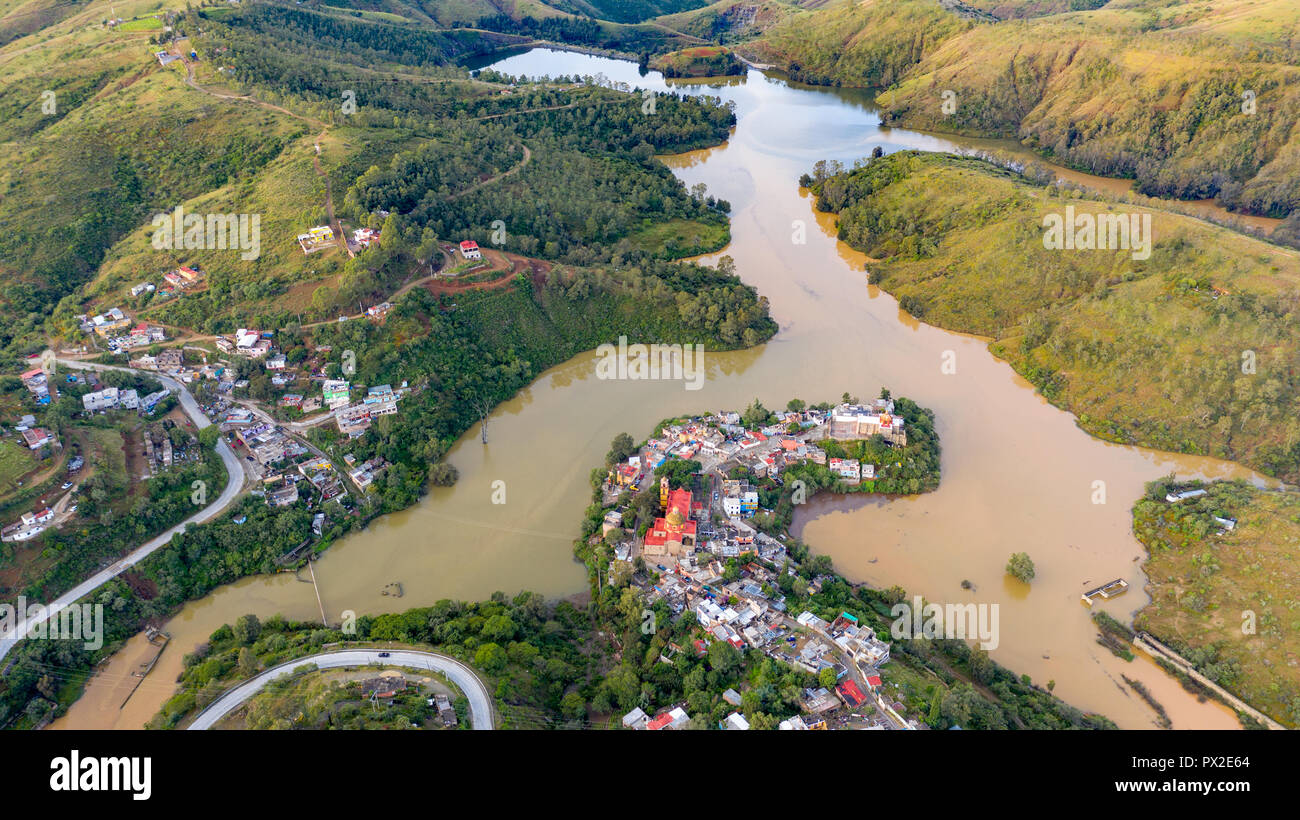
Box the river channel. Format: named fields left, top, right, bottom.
left=54, top=49, right=1275, bottom=731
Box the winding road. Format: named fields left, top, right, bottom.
left=0, top=360, right=245, bottom=662
left=187, top=649, right=494, bottom=730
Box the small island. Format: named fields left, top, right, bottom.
left=652, top=46, right=746, bottom=79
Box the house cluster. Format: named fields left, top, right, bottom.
left=827, top=399, right=907, bottom=446
left=297, top=225, right=335, bottom=253
left=352, top=227, right=380, bottom=249
left=161, top=266, right=203, bottom=290
left=1, top=506, right=55, bottom=543
left=76, top=307, right=168, bottom=352
left=142, top=421, right=200, bottom=476
left=597, top=400, right=910, bottom=730
left=222, top=416, right=348, bottom=507
left=342, top=452, right=388, bottom=490
left=333, top=383, right=405, bottom=439
left=215, top=328, right=273, bottom=359
left=12, top=414, right=58, bottom=455
left=622, top=705, right=691, bottom=731
left=604, top=409, right=839, bottom=499
left=130, top=347, right=183, bottom=372
left=82, top=386, right=140, bottom=413
left=19, top=367, right=55, bottom=405
left=82, top=307, right=132, bottom=337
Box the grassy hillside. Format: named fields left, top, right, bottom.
left=809, top=150, right=1300, bottom=481
left=744, top=0, right=971, bottom=86
left=653, top=1, right=799, bottom=43
left=746, top=0, right=1300, bottom=222
left=0, top=3, right=304, bottom=359
left=1132, top=478, right=1300, bottom=728
left=652, top=44, right=744, bottom=76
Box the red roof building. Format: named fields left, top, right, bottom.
left=837, top=679, right=866, bottom=708
left=646, top=712, right=675, bottom=731
left=643, top=487, right=697, bottom=555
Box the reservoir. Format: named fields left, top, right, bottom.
left=54, top=49, right=1273, bottom=731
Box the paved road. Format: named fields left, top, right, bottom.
left=187, top=649, right=494, bottom=730
left=0, top=360, right=245, bottom=662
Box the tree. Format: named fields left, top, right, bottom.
left=707, top=641, right=740, bottom=674
left=198, top=425, right=219, bottom=449
left=560, top=691, right=586, bottom=720
left=237, top=646, right=258, bottom=677
left=474, top=642, right=508, bottom=674
left=1006, top=552, right=1035, bottom=583
left=818, top=667, right=838, bottom=688
left=786, top=398, right=806, bottom=412
left=482, top=614, right=516, bottom=643
left=232, top=613, right=262, bottom=645
left=605, top=432, right=636, bottom=466
left=741, top=398, right=770, bottom=428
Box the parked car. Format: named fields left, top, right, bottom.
left=60, top=482, right=72, bottom=489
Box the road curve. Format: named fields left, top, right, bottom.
left=0, top=360, right=244, bottom=662
left=187, top=649, right=495, bottom=730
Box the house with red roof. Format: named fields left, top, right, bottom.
left=458, top=240, right=481, bottom=260
left=837, top=679, right=867, bottom=708
left=643, top=487, right=697, bottom=558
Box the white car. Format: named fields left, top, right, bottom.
left=61, top=482, right=72, bottom=489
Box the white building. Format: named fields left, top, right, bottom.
left=82, top=387, right=120, bottom=411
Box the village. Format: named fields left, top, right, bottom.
left=597, top=399, right=919, bottom=730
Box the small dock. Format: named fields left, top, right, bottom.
left=1081, top=578, right=1128, bottom=606
left=120, top=628, right=170, bottom=708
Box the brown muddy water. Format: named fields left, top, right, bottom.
left=54, top=51, right=1273, bottom=731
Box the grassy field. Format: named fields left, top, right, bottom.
left=1132, top=478, right=1300, bottom=727
left=0, top=440, right=38, bottom=499
left=810, top=150, right=1300, bottom=481
left=116, top=16, right=163, bottom=31
left=628, top=216, right=729, bottom=257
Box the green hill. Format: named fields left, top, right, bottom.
left=748, top=0, right=1300, bottom=223
left=809, top=150, right=1300, bottom=480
